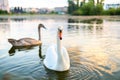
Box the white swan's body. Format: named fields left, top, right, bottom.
left=8, top=24, right=45, bottom=47
left=43, top=27, right=70, bottom=71
left=44, top=45, right=70, bottom=71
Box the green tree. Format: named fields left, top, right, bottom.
left=97, top=0, right=99, bottom=4
left=68, top=0, right=76, bottom=14
left=68, top=0, right=80, bottom=14
left=116, top=8, right=120, bottom=15
left=76, top=0, right=80, bottom=7
left=108, top=8, right=116, bottom=15
left=68, top=0, right=104, bottom=15
left=81, top=1, right=94, bottom=15
left=72, top=9, right=83, bottom=15
left=93, top=4, right=103, bottom=15
left=100, top=0, right=104, bottom=4
left=0, top=10, right=8, bottom=14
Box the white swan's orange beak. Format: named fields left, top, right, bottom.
left=59, top=30, right=62, bottom=40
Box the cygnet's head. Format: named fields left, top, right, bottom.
left=38, top=24, right=46, bottom=29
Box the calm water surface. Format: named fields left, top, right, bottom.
left=0, top=16, right=120, bottom=80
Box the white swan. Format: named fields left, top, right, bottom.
left=43, top=27, right=70, bottom=71
left=8, top=24, right=46, bottom=47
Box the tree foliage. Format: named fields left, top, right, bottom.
left=0, top=10, right=8, bottom=14
left=68, top=0, right=79, bottom=14
left=13, top=7, right=23, bottom=13
left=81, top=1, right=94, bottom=15
left=103, top=8, right=120, bottom=15
left=67, top=0, right=120, bottom=15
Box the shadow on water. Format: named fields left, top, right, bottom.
left=8, top=46, right=37, bottom=56
left=2, top=73, right=35, bottom=80
left=67, top=25, right=80, bottom=31
left=67, top=18, right=103, bottom=33
left=0, top=18, right=10, bottom=22
left=8, top=44, right=44, bottom=60
left=67, top=24, right=103, bottom=34
left=80, top=18, right=103, bottom=24
left=38, top=45, right=42, bottom=59
left=11, top=18, right=26, bottom=22
left=68, top=18, right=103, bottom=24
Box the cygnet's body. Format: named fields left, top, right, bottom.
left=8, top=24, right=46, bottom=47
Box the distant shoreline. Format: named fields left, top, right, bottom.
left=0, top=14, right=120, bottom=20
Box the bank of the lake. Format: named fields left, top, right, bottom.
left=0, top=14, right=120, bottom=20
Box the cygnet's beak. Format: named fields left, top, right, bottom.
left=42, top=25, right=46, bottom=29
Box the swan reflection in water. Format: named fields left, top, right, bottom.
left=8, top=45, right=43, bottom=59
left=44, top=67, right=69, bottom=80
left=8, top=46, right=37, bottom=56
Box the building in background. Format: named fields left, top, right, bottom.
left=0, top=0, right=9, bottom=12
left=38, top=8, right=52, bottom=14
left=54, top=6, right=67, bottom=14
left=103, top=0, right=120, bottom=10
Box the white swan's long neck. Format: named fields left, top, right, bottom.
left=57, top=28, right=62, bottom=59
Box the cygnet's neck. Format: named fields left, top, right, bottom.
left=38, top=26, right=41, bottom=40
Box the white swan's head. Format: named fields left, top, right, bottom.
left=38, top=24, right=46, bottom=29
left=58, top=27, right=63, bottom=40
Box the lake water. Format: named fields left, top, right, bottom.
left=0, top=15, right=120, bottom=80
